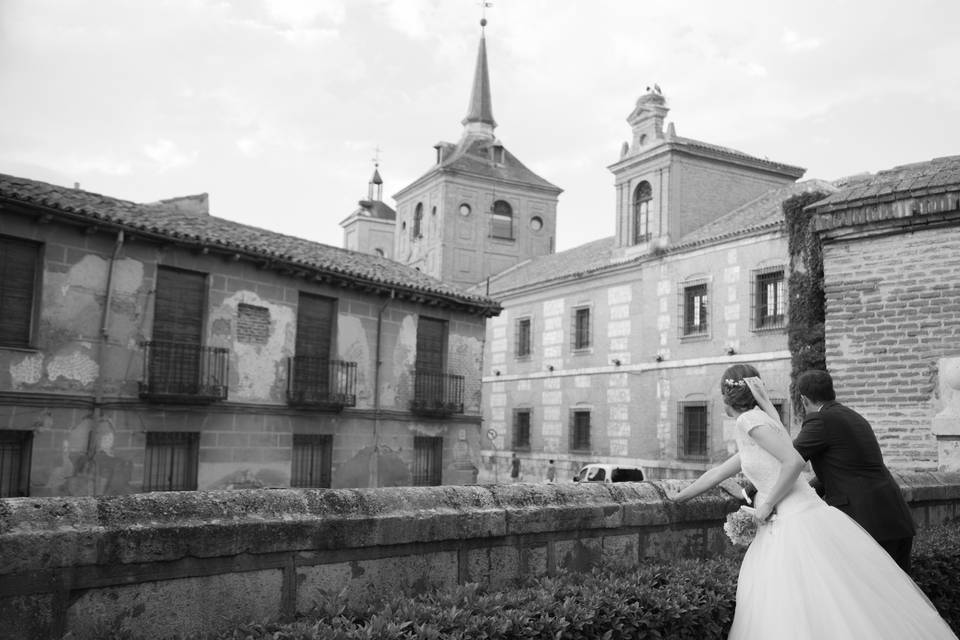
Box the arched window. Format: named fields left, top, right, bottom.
left=412, top=203, right=423, bottom=239
left=633, top=181, right=652, bottom=244
left=491, top=200, right=513, bottom=239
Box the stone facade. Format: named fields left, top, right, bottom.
left=0, top=174, right=499, bottom=497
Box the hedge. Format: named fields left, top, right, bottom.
left=207, top=522, right=960, bottom=640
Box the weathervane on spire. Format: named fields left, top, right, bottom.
left=372, top=145, right=381, bottom=168
left=479, top=1, right=492, bottom=28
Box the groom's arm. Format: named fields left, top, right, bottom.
left=792, top=413, right=828, bottom=461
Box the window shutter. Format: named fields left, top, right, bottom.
left=296, top=294, right=335, bottom=359
left=154, top=267, right=206, bottom=344
left=0, top=237, right=40, bottom=346
left=416, top=317, right=447, bottom=372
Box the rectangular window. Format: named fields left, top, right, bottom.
left=143, top=432, right=199, bottom=491
left=570, top=410, right=591, bottom=451
left=515, top=317, right=531, bottom=357
left=412, top=436, right=443, bottom=486
left=681, top=282, right=708, bottom=337
left=291, top=293, right=336, bottom=402
left=752, top=268, right=786, bottom=330
left=678, top=402, right=708, bottom=459
left=0, top=430, right=33, bottom=497
left=0, top=235, right=41, bottom=348
left=291, top=434, right=333, bottom=488
left=513, top=409, right=531, bottom=449
left=573, top=307, right=591, bottom=350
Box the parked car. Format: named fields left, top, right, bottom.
left=573, top=463, right=645, bottom=483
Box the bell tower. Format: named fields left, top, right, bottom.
left=392, top=18, right=562, bottom=288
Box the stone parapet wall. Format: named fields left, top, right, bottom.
left=3, top=474, right=960, bottom=639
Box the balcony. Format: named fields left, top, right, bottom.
left=139, top=341, right=229, bottom=403
left=287, top=357, right=357, bottom=410
left=410, top=369, right=464, bottom=416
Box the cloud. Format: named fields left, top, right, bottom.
left=143, top=139, right=198, bottom=171
left=782, top=30, right=822, bottom=52
left=262, top=0, right=345, bottom=28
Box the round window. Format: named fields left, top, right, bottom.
left=530, top=216, right=543, bottom=231
left=459, top=203, right=472, bottom=216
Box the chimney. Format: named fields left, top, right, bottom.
left=152, top=193, right=210, bottom=216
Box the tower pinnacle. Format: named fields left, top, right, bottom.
left=462, top=12, right=496, bottom=138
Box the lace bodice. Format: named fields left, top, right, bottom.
left=736, top=407, right=819, bottom=514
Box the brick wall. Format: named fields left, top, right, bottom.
left=822, top=224, right=960, bottom=469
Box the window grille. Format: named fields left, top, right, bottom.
left=572, top=307, right=591, bottom=350
left=412, top=436, right=443, bottom=486
left=679, top=281, right=709, bottom=337
left=570, top=410, right=591, bottom=451
left=513, top=409, right=531, bottom=449
left=751, top=267, right=786, bottom=331
left=291, top=434, right=333, bottom=488
left=677, top=402, right=708, bottom=459
left=143, top=432, right=199, bottom=491
left=515, top=317, right=531, bottom=357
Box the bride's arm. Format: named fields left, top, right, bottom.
left=672, top=454, right=742, bottom=503
left=744, top=377, right=784, bottom=427
left=749, top=425, right=806, bottom=521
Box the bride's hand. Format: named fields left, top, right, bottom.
left=754, top=502, right=775, bottom=524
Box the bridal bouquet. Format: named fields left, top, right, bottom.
left=724, top=506, right=758, bottom=547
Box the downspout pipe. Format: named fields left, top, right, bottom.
left=94, top=230, right=125, bottom=410
left=371, top=288, right=395, bottom=487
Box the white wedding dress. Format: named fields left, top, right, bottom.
left=729, top=407, right=957, bottom=639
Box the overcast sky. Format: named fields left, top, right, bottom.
left=1, top=0, right=958, bottom=252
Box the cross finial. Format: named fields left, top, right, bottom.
left=479, top=1, right=492, bottom=28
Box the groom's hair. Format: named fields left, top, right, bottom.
left=797, top=370, right=836, bottom=403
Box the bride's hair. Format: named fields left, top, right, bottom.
left=720, top=363, right=761, bottom=413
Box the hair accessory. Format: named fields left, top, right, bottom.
left=723, top=378, right=746, bottom=388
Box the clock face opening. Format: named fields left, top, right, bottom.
left=459, top=203, right=472, bottom=216
left=530, top=216, right=543, bottom=231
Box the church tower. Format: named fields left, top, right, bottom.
left=340, top=162, right=397, bottom=259
left=393, top=18, right=562, bottom=288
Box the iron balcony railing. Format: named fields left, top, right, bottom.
left=139, top=341, right=229, bottom=402
left=287, top=356, right=357, bottom=409
left=410, top=369, right=465, bottom=416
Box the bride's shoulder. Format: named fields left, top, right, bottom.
left=738, top=407, right=778, bottom=432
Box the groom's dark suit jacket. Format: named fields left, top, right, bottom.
left=793, top=401, right=916, bottom=542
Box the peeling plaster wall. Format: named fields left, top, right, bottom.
left=213, top=291, right=295, bottom=403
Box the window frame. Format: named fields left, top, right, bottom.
left=751, top=266, right=787, bottom=332
left=143, top=431, right=199, bottom=492
left=572, top=306, right=591, bottom=351
left=570, top=409, right=591, bottom=452
left=677, top=401, right=709, bottom=460
left=632, top=181, right=652, bottom=244
left=412, top=436, right=443, bottom=486
left=491, top=200, right=514, bottom=240
left=513, top=408, right=532, bottom=450
left=291, top=433, right=333, bottom=488
left=515, top=316, right=532, bottom=358
left=0, top=430, right=33, bottom=497
left=679, top=280, right=710, bottom=339
left=0, top=234, right=42, bottom=349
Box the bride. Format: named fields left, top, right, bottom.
left=671, top=364, right=957, bottom=639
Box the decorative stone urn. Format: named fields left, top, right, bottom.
left=933, top=356, right=960, bottom=471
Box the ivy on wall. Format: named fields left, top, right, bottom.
left=784, top=190, right=833, bottom=412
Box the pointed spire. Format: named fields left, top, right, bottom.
left=462, top=18, right=496, bottom=138
left=368, top=147, right=383, bottom=201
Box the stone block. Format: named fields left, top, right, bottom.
left=467, top=545, right=519, bottom=588
left=0, top=594, right=53, bottom=640
left=66, top=570, right=282, bottom=639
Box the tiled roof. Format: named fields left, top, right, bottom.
left=810, top=155, right=960, bottom=212
left=358, top=199, right=396, bottom=221
left=675, top=179, right=837, bottom=248
left=403, top=136, right=562, bottom=195
left=0, top=173, right=499, bottom=314
left=480, top=236, right=616, bottom=295
left=670, top=135, right=806, bottom=178
left=479, top=180, right=836, bottom=296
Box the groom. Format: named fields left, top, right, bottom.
left=793, top=369, right=916, bottom=573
